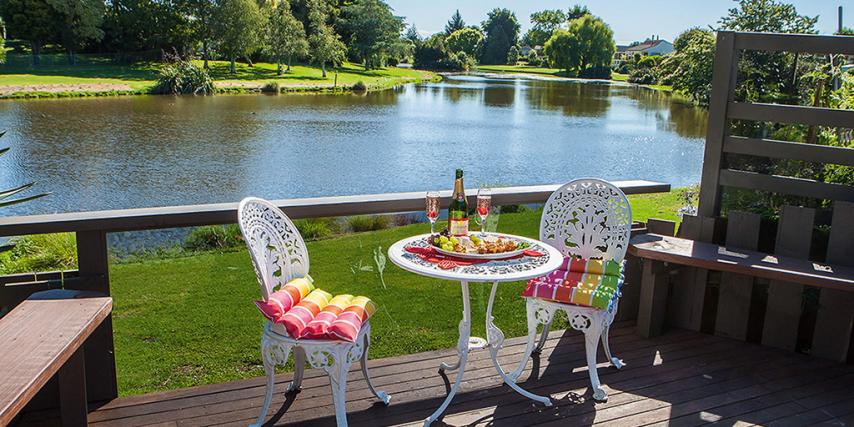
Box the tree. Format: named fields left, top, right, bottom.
left=506, top=45, right=519, bottom=65
left=103, top=0, right=190, bottom=61
left=337, top=0, right=404, bottom=69
left=480, top=8, right=519, bottom=65
left=567, top=4, right=590, bottom=21
left=265, top=0, right=309, bottom=74
left=543, top=29, right=580, bottom=75
left=181, top=0, right=217, bottom=68
left=719, top=0, right=817, bottom=101
left=0, top=33, right=5, bottom=64
left=445, top=27, right=483, bottom=58
left=213, top=0, right=263, bottom=74
left=46, top=0, right=105, bottom=64
left=566, top=15, right=614, bottom=71
left=660, top=28, right=716, bottom=105
left=404, top=24, right=420, bottom=43
left=522, top=9, right=566, bottom=47
left=0, top=0, right=58, bottom=65
left=309, top=24, right=346, bottom=77
left=413, top=33, right=445, bottom=69
left=444, top=9, right=465, bottom=35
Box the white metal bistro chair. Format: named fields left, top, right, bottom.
left=238, top=197, right=390, bottom=427
left=508, top=179, right=631, bottom=401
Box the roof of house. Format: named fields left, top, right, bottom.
left=625, top=39, right=670, bottom=52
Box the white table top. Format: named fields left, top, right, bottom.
left=388, top=233, right=564, bottom=283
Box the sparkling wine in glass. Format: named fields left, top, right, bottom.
left=477, top=188, right=492, bottom=236
left=425, top=191, right=440, bottom=234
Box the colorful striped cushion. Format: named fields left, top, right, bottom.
left=328, top=296, right=377, bottom=342
left=282, top=289, right=333, bottom=338
left=300, top=294, right=354, bottom=339
left=522, top=257, right=624, bottom=311
left=254, top=277, right=315, bottom=322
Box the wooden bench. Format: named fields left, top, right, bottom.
left=0, top=290, right=112, bottom=426
left=628, top=202, right=854, bottom=362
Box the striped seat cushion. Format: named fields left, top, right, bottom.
left=328, top=296, right=377, bottom=342
left=254, top=277, right=315, bottom=323
left=300, top=294, right=354, bottom=339
left=282, top=289, right=333, bottom=338
left=522, top=257, right=624, bottom=311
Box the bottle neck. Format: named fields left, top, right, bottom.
left=453, top=178, right=465, bottom=200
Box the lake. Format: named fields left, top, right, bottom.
left=0, top=75, right=707, bottom=217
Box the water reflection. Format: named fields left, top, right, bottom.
left=0, top=76, right=707, bottom=216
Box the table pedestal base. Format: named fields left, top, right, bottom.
left=425, top=281, right=553, bottom=426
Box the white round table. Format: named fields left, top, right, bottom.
left=388, top=233, right=564, bottom=426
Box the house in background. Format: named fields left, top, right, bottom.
left=614, top=36, right=674, bottom=61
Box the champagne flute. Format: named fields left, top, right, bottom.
left=477, top=188, right=492, bottom=236
left=425, top=191, right=440, bottom=234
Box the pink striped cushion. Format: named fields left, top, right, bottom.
left=328, top=296, right=377, bottom=342
left=282, top=289, right=332, bottom=338
left=300, top=294, right=354, bottom=339
left=254, top=277, right=314, bottom=322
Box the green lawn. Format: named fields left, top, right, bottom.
left=0, top=55, right=438, bottom=98
left=109, top=190, right=685, bottom=396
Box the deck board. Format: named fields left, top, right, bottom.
left=17, top=323, right=854, bottom=427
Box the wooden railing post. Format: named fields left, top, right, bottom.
left=73, top=230, right=118, bottom=402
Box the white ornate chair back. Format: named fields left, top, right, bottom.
left=539, top=179, right=632, bottom=263
left=238, top=197, right=310, bottom=301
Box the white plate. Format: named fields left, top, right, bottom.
left=430, top=234, right=531, bottom=260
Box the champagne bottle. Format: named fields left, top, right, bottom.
left=448, top=169, right=469, bottom=236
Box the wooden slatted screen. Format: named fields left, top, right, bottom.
left=697, top=31, right=854, bottom=217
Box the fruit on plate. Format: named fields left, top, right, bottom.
left=430, top=231, right=530, bottom=254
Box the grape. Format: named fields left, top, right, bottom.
left=450, top=237, right=458, bottom=245
left=439, top=236, right=449, bottom=244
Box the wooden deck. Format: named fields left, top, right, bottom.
left=18, top=322, right=854, bottom=426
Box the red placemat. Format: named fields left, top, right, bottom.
left=405, top=245, right=544, bottom=270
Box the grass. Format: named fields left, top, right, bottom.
left=0, top=54, right=439, bottom=98
left=476, top=64, right=676, bottom=92
left=105, top=190, right=686, bottom=396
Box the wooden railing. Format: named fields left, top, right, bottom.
left=698, top=31, right=854, bottom=216
left=0, top=179, right=670, bottom=403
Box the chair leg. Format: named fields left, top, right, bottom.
left=601, top=323, right=624, bottom=370
left=535, top=317, right=553, bottom=353
left=287, top=347, right=306, bottom=393
left=253, top=338, right=289, bottom=427
left=508, top=299, right=540, bottom=383
left=361, top=329, right=391, bottom=405
left=584, top=324, right=608, bottom=402
left=328, top=352, right=351, bottom=427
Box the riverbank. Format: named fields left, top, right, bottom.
left=0, top=59, right=439, bottom=99
left=476, top=64, right=676, bottom=93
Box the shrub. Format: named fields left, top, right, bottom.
left=155, top=53, right=215, bottom=95
left=1, top=233, right=77, bottom=274
left=352, top=80, right=367, bottom=92
left=347, top=215, right=390, bottom=232
left=183, top=225, right=243, bottom=251
left=578, top=66, right=612, bottom=79
left=392, top=213, right=420, bottom=226
left=294, top=218, right=339, bottom=240
left=261, top=81, right=280, bottom=93
left=526, top=50, right=538, bottom=64
left=498, top=204, right=529, bottom=213
left=506, top=45, right=520, bottom=65
left=440, top=51, right=476, bottom=71
left=628, top=68, right=657, bottom=85
left=636, top=55, right=660, bottom=69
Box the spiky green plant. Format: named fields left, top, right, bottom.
left=0, top=131, right=49, bottom=208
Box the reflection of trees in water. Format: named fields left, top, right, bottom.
left=619, top=86, right=708, bottom=139
left=482, top=85, right=515, bottom=107
left=524, top=81, right=612, bottom=117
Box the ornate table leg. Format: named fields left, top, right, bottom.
left=486, top=282, right=553, bottom=407
left=425, top=281, right=472, bottom=426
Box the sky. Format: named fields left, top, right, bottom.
left=385, top=0, right=847, bottom=45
